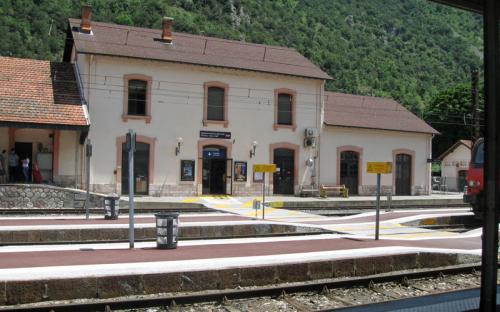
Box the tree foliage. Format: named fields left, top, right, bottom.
left=424, top=82, right=484, bottom=157
left=0, top=0, right=482, bottom=115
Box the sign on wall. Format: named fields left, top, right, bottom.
left=253, top=164, right=277, bottom=173
left=367, top=162, right=392, bottom=174
left=200, top=131, right=231, bottom=139
left=234, top=161, right=247, bottom=182
left=180, top=160, right=195, bottom=181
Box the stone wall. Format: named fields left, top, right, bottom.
left=0, top=184, right=106, bottom=209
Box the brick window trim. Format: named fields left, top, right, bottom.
left=122, top=74, right=152, bottom=123
left=274, top=88, right=297, bottom=131
left=203, top=81, right=229, bottom=128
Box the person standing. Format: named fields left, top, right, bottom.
left=0, top=150, right=6, bottom=183
left=21, top=155, right=30, bottom=183
left=8, top=149, right=19, bottom=183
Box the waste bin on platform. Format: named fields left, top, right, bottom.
left=155, top=213, right=179, bottom=249
left=104, top=194, right=120, bottom=220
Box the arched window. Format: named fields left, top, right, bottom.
left=274, top=88, right=296, bottom=131
left=122, top=74, right=152, bottom=123
left=277, top=93, right=293, bottom=125
left=207, top=87, right=225, bottom=121
left=203, top=82, right=229, bottom=127
left=128, top=80, right=147, bottom=116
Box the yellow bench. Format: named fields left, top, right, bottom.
left=319, top=184, right=349, bottom=198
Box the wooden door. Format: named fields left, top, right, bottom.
left=340, top=151, right=359, bottom=195
left=395, top=153, right=412, bottom=195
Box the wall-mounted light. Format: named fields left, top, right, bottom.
left=250, top=141, right=258, bottom=158
left=175, top=137, right=183, bottom=156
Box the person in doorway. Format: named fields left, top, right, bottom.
left=8, top=149, right=19, bottom=183
left=0, top=150, right=6, bottom=183
left=21, top=155, right=30, bottom=183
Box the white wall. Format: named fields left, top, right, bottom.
left=77, top=54, right=323, bottom=195
left=55, top=130, right=81, bottom=186
left=320, top=126, right=432, bottom=195
left=441, top=144, right=470, bottom=192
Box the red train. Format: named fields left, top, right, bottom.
left=463, top=138, right=484, bottom=217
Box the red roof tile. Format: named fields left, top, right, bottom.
left=324, top=92, right=438, bottom=134
left=68, top=19, right=331, bottom=80
left=0, top=57, right=88, bottom=128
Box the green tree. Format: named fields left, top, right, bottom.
left=424, top=82, right=484, bottom=157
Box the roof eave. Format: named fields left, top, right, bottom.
left=73, top=49, right=331, bottom=81
left=323, top=122, right=439, bottom=135
left=0, top=120, right=89, bottom=131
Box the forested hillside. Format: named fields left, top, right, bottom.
left=0, top=0, right=482, bottom=113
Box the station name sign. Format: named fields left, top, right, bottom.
left=367, top=162, right=392, bottom=174
left=199, top=131, right=231, bottom=139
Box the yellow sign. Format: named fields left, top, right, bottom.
left=253, top=164, right=277, bottom=173
left=367, top=162, right=392, bottom=174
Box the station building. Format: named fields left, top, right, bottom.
left=437, top=140, right=472, bottom=192
left=319, top=93, right=438, bottom=196
left=0, top=8, right=437, bottom=196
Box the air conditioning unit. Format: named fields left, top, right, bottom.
left=304, top=127, right=317, bottom=148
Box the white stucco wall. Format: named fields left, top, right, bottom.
left=441, top=144, right=470, bottom=192
left=76, top=54, right=323, bottom=195
left=55, top=130, right=81, bottom=186
left=319, top=126, right=432, bottom=195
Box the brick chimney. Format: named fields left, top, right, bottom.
left=80, top=5, right=92, bottom=33
left=161, top=17, right=173, bottom=43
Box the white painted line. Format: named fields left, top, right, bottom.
left=0, top=246, right=480, bottom=281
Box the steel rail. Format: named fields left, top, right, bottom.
left=2, top=263, right=483, bottom=312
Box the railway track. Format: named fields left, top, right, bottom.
left=3, top=263, right=484, bottom=312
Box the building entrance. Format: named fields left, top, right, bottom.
left=14, top=142, right=32, bottom=182
left=395, top=153, right=412, bottom=195
left=273, top=148, right=295, bottom=195
left=340, top=151, right=359, bottom=195
left=121, top=142, right=149, bottom=195
left=202, top=146, right=232, bottom=195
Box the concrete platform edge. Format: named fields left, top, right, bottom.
left=0, top=252, right=479, bottom=306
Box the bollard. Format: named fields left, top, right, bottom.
left=155, top=213, right=179, bottom=249
left=104, top=194, right=120, bottom=220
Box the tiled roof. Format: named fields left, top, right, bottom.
left=67, top=19, right=331, bottom=80
left=324, top=92, right=438, bottom=134
left=0, top=57, right=88, bottom=128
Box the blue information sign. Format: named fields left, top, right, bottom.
left=203, top=150, right=226, bottom=159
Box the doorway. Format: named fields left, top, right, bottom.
left=202, top=146, right=228, bottom=195
left=340, top=151, right=359, bottom=195
left=121, top=142, right=150, bottom=195
left=395, top=153, right=412, bottom=195
left=458, top=170, right=467, bottom=192
left=15, top=142, right=32, bottom=182
left=273, top=148, right=295, bottom=195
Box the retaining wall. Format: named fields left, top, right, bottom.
left=0, top=184, right=106, bottom=209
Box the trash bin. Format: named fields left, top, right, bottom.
left=104, top=194, right=120, bottom=220
left=155, top=213, right=179, bottom=249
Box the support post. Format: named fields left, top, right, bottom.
left=127, top=130, right=136, bottom=249
left=481, top=0, right=499, bottom=310
left=262, top=172, right=266, bottom=220
left=84, top=139, right=92, bottom=220
left=375, top=173, right=381, bottom=240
